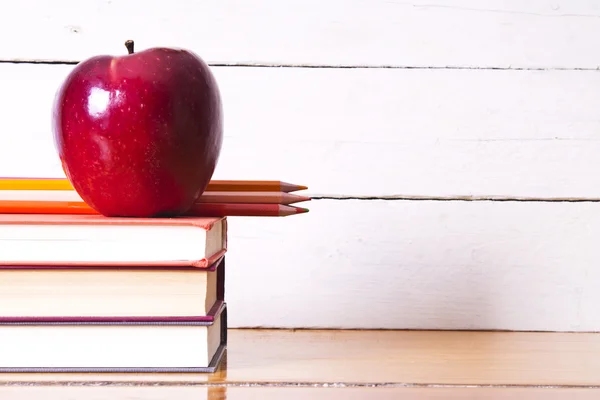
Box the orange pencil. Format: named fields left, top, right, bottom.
left=0, top=200, right=95, bottom=215
left=0, top=178, right=73, bottom=191
left=0, top=200, right=308, bottom=217
left=0, top=178, right=308, bottom=193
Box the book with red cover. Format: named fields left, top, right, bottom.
left=0, top=213, right=227, bottom=268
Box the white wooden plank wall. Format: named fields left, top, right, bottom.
left=0, top=0, right=599, bottom=330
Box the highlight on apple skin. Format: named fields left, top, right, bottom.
left=51, top=40, right=223, bottom=217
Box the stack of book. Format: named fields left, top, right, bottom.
left=0, top=178, right=309, bottom=372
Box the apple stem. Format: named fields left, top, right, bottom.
left=125, top=40, right=134, bottom=54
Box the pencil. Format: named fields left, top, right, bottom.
left=187, top=203, right=308, bottom=217
left=0, top=190, right=311, bottom=205
left=0, top=178, right=308, bottom=193
left=197, top=191, right=310, bottom=205
left=206, top=180, right=307, bottom=193
left=0, top=200, right=309, bottom=217
left=0, top=178, right=73, bottom=191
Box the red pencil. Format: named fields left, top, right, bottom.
left=0, top=200, right=308, bottom=217
left=187, top=203, right=308, bottom=217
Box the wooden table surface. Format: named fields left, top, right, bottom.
left=2, top=328, right=600, bottom=399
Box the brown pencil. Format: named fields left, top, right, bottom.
left=0, top=200, right=309, bottom=217
left=206, top=180, right=307, bottom=193
left=0, top=178, right=308, bottom=193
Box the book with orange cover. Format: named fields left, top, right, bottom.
left=0, top=214, right=227, bottom=268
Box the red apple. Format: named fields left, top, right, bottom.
left=52, top=40, right=223, bottom=217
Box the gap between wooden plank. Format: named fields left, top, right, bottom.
left=0, top=59, right=598, bottom=71
left=1, top=382, right=600, bottom=388
left=310, top=195, right=600, bottom=202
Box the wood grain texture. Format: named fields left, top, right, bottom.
left=3, top=64, right=600, bottom=198
left=3, top=329, right=600, bottom=386
left=1, top=0, right=599, bottom=68
left=1, top=386, right=599, bottom=399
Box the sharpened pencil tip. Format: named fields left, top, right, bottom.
left=296, top=195, right=311, bottom=203
left=281, top=182, right=309, bottom=192
left=296, top=207, right=309, bottom=214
